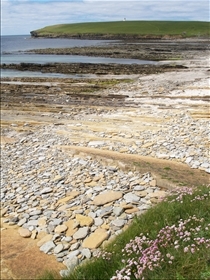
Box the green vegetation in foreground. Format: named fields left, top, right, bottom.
left=38, top=186, right=210, bottom=280
left=31, top=21, right=210, bottom=38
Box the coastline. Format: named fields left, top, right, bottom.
left=1, top=40, right=210, bottom=279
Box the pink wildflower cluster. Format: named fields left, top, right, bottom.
left=190, top=191, right=210, bottom=202
left=110, top=216, right=210, bottom=280
left=168, top=187, right=210, bottom=204
left=95, top=250, right=112, bottom=261
left=169, top=187, right=194, bottom=203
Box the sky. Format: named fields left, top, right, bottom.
left=1, top=0, right=210, bottom=35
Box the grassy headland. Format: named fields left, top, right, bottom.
left=30, top=21, right=210, bottom=39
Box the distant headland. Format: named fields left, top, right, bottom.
left=30, top=20, right=210, bottom=39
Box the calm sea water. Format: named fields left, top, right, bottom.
left=1, top=35, right=155, bottom=78
left=1, top=35, right=114, bottom=53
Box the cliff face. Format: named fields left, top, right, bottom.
left=30, top=31, right=38, bottom=37
left=29, top=30, right=193, bottom=40
left=29, top=31, right=166, bottom=40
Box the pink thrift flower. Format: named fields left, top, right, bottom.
left=184, top=247, right=189, bottom=253
left=191, top=248, right=195, bottom=254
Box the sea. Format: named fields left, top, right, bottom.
left=1, top=35, right=155, bottom=78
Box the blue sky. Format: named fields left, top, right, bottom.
left=1, top=0, right=209, bottom=35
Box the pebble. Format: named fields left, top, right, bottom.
left=1, top=108, right=209, bottom=273
left=81, top=248, right=91, bottom=259
left=62, top=256, right=79, bottom=273
left=73, top=227, right=89, bottom=240
left=40, top=241, right=55, bottom=254
left=54, top=243, right=64, bottom=254
left=18, top=228, right=31, bottom=238
left=124, top=193, right=140, bottom=203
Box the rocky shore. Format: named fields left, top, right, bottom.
left=26, top=38, right=210, bottom=61
left=1, top=39, right=210, bottom=279
left=1, top=62, right=187, bottom=76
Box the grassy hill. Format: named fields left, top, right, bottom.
left=30, top=21, right=210, bottom=39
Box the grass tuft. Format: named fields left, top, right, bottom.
left=37, top=270, right=61, bottom=280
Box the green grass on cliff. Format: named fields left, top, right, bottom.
left=31, top=21, right=210, bottom=38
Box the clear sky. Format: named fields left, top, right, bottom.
left=1, top=0, right=210, bottom=35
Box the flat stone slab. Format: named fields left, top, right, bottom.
left=55, top=224, right=68, bottom=234
left=88, top=141, right=105, bottom=146
left=82, top=228, right=109, bottom=249
left=54, top=243, right=64, bottom=254
left=73, top=227, right=89, bottom=240
left=124, top=193, right=140, bottom=203
left=56, top=191, right=80, bottom=205
left=64, top=220, right=78, bottom=237
left=92, top=191, right=123, bottom=206
left=40, top=187, right=53, bottom=194
left=40, top=240, right=55, bottom=254
left=76, top=214, right=94, bottom=227
left=111, top=219, right=126, bottom=228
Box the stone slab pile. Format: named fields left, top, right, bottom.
left=3, top=108, right=209, bottom=173
left=1, top=134, right=168, bottom=274
left=89, top=114, right=210, bottom=173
